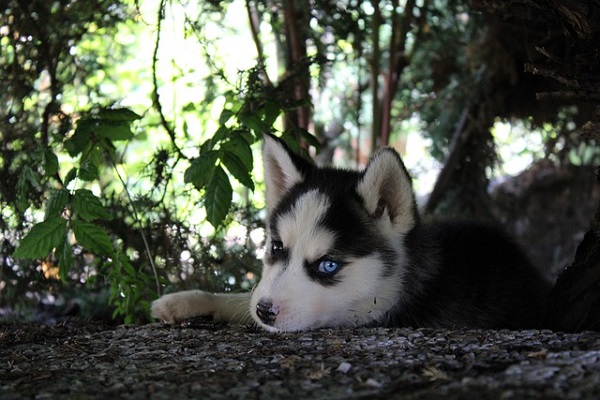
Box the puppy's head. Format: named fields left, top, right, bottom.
left=250, top=134, right=418, bottom=332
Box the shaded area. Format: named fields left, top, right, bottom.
left=2, top=320, right=600, bottom=399
left=469, top=0, right=600, bottom=335
left=491, top=164, right=600, bottom=279
left=547, top=228, right=600, bottom=332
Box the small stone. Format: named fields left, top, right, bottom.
left=365, top=378, right=383, bottom=388
left=336, top=362, right=352, bottom=373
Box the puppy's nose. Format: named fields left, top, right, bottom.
left=256, top=299, right=278, bottom=325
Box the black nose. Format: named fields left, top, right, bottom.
left=256, top=299, right=277, bottom=325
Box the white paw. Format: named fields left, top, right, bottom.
left=151, top=290, right=215, bottom=324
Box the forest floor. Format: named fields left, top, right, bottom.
left=2, top=319, right=600, bottom=399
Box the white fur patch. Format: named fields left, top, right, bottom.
left=277, top=190, right=334, bottom=262
left=151, top=291, right=252, bottom=324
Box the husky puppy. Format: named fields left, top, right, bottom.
left=152, top=134, right=550, bottom=332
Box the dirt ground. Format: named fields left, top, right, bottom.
left=2, top=319, right=600, bottom=399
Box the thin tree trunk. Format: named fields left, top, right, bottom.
left=282, top=0, right=311, bottom=131
left=370, top=0, right=382, bottom=153
left=380, top=0, right=415, bottom=147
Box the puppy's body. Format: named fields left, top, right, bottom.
left=386, top=221, right=549, bottom=329
left=152, top=135, right=550, bottom=332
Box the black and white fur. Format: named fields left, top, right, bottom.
left=152, top=134, right=550, bottom=332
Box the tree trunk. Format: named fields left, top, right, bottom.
left=282, top=0, right=311, bottom=132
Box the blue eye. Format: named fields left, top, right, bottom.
left=318, top=260, right=339, bottom=274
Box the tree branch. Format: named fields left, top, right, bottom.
left=245, top=0, right=273, bottom=88
left=536, top=91, right=600, bottom=102
left=152, top=0, right=185, bottom=160
left=524, top=63, right=581, bottom=88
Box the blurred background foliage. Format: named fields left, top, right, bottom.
left=1, top=0, right=599, bottom=324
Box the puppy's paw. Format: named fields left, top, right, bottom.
left=151, top=290, right=215, bottom=324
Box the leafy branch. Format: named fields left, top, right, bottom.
left=12, top=107, right=156, bottom=323
left=107, top=153, right=162, bottom=297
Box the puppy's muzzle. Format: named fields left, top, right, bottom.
left=256, top=299, right=278, bottom=325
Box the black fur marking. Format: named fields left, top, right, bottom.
left=264, top=238, right=289, bottom=267
left=380, top=221, right=552, bottom=329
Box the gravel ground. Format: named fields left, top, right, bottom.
left=2, top=320, right=600, bottom=399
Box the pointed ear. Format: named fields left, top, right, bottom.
left=356, top=148, right=419, bottom=234
left=262, top=134, right=310, bottom=210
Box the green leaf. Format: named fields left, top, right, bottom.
left=71, top=220, right=114, bottom=256
left=92, top=120, right=134, bottom=141
left=205, top=165, right=232, bottom=228
left=236, top=128, right=255, bottom=145
left=79, top=160, right=99, bottom=181
left=72, top=189, right=113, bottom=221
left=222, top=135, right=253, bottom=170
left=278, top=133, right=304, bottom=154
left=44, top=150, right=59, bottom=176
left=12, top=217, right=68, bottom=259
left=88, top=143, right=105, bottom=167
left=182, top=102, right=196, bottom=112
left=58, top=239, right=73, bottom=281
left=64, top=167, right=78, bottom=187
left=296, top=128, right=321, bottom=150
left=97, top=108, right=142, bottom=122
left=262, top=100, right=281, bottom=127
left=222, top=151, right=254, bottom=190
left=16, top=166, right=36, bottom=211
left=45, top=189, right=70, bottom=219
left=219, top=108, right=234, bottom=125
left=72, top=114, right=136, bottom=143
left=199, top=126, right=227, bottom=154
left=184, top=150, right=220, bottom=189
left=239, top=112, right=268, bottom=135
left=120, top=256, right=137, bottom=277
left=65, top=119, right=93, bottom=157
